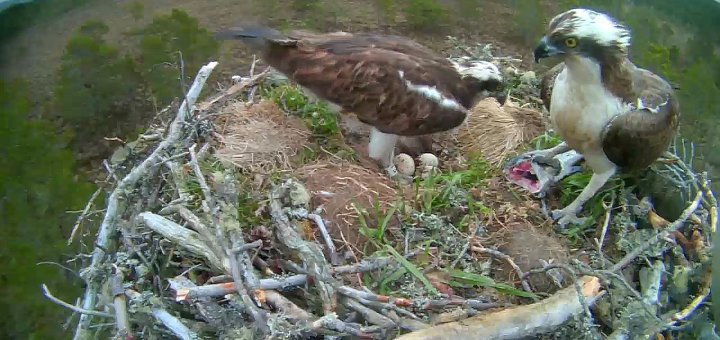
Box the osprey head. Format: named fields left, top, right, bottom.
left=450, top=58, right=507, bottom=105
left=533, top=8, right=631, bottom=63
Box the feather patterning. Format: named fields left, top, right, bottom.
left=215, top=26, right=507, bottom=180
left=532, top=8, right=680, bottom=227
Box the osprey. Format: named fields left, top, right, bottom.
left=215, top=27, right=507, bottom=179
left=531, top=8, right=680, bottom=227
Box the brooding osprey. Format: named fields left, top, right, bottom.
left=532, top=8, right=680, bottom=227
left=215, top=27, right=507, bottom=179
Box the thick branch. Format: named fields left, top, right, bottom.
left=395, top=276, right=603, bottom=340
left=269, top=180, right=338, bottom=314
left=137, top=212, right=226, bottom=272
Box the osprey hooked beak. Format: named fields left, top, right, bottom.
left=533, top=36, right=564, bottom=63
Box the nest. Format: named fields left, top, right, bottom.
left=296, top=160, right=413, bottom=256
left=455, top=97, right=546, bottom=167
left=66, top=51, right=718, bottom=340
left=215, top=99, right=311, bottom=172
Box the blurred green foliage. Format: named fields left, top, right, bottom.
left=400, top=0, right=450, bottom=32
left=135, top=9, right=220, bottom=106
left=373, top=0, right=398, bottom=26
left=124, top=0, right=145, bottom=21
left=0, top=78, right=95, bottom=339
left=511, top=0, right=547, bottom=46
left=54, top=20, right=146, bottom=148
left=0, top=0, right=91, bottom=48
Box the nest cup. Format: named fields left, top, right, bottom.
left=214, top=99, right=311, bottom=173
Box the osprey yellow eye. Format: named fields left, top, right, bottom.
left=565, top=38, right=578, bottom=48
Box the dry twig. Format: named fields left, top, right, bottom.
left=611, top=189, right=704, bottom=273
left=471, top=245, right=534, bottom=295
left=269, top=180, right=339, bottom=314
left=42, top=284, right=115, bottom=318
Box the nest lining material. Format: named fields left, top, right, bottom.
left=215, top=99, right=311, bottom=172
left=296, top=160, right=413, bottom=256
left=454, top=97, right=547, bottom=167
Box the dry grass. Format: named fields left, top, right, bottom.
left=214, top=99, right=311, bottom=173
left=454, top=97, right=546, bottom=167
left=296, top=160, right=414, bottom=257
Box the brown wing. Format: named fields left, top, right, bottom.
left=288, top=30, right=448, bottom=64
left=263, top=38, right=473, bottom=136
left=601, top=66, right=680, bottom=170
left=539, top=62, right=565, bottom=111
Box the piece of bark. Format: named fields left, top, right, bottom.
left=137, top=212, right=226, bottom=273
left=395, top=276, right=603, bottom=340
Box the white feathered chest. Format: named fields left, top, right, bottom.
left=549, top=58, right=628, bottom=155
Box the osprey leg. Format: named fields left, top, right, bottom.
left=551, top=166, right=617, bottom=227
left=368, top=127, right=400, bottom=178
left=529, top=141, right=571, bottom=162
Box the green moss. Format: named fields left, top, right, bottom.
left=260, top=83, right=341, bottom=139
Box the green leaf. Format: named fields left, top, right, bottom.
left=446, top=269, right=539, bottom=299
left=385, top=245, right=439, bottom=296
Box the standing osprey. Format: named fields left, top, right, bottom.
left=215, top=27, right=506, bottom=179
left=532, top=8, right=680, bottom=227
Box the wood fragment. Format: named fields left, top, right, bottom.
left=308, top=212, right=341, bottom=265
left=394, top=276, right=603, bottom=340
left=344, top=297, right=396, bottom=328
left=137, top=212, right=227, bottom=272
left=110, top=272, right=132, bottom=339
left=168, top=276, right=244, bottom=330
left=264, top=290, right=314, bottom=322
left=125, top=289, right=201, bottom=340
left=269, top=180, right=339, bottom=314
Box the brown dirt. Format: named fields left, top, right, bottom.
left=497, top=223, right=572, bottom=294
left=295, top=161, right=414, bottom=259
left=469, top=176, right=575, bottom=295
left=214, top=99, right=312, bottom=173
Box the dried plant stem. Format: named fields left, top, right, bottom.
left=595, top=196, right=614, bottom=267
left=67, top=187, right=103, bottom=245
left=110, top=272, right=131, bottom=338
left=42, top=284, right=115, bottom=318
